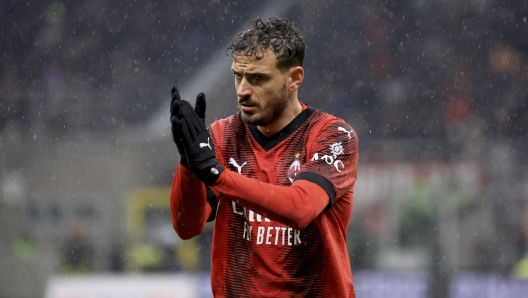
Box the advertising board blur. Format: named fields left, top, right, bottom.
left=45, top=273, right=212, bottom=298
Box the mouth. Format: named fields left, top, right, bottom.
left=240, top=103, right=257, bottom=113
left=238, top=99, right=258, bottom=113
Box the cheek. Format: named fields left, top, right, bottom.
left=255, top=89, right=273, bottom=105
left=262, top=86, right=279, bottom=98
left=265, top=85, right=283, bottom=101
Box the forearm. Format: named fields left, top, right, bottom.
left=170, top=164, right=211, bottom=239
left=210, top=169, right=329, bottom=230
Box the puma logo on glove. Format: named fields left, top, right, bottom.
left=200, top=138, right=212, bottom=150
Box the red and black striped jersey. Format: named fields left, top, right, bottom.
left=201, top=105, right=359, bottom=297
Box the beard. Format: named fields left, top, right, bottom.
left=239, top=84, right=288, bottom=127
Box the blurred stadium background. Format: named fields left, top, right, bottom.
left=1, top=0, right=528, bottom=297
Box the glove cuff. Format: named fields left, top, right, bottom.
left=197, top=164, right=224, bottom=186
left=179, top=158, right=190, bottom=169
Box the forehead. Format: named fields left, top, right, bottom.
left=231, top=50, right=278, bottom=72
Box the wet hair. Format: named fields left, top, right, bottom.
left=227, top=18, right=305, bottom=71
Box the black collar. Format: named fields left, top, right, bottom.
left=247, top=107, right=315, bottom=151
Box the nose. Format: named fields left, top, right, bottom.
left=236, top=77, right=253, bottom=99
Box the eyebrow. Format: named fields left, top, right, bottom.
left=231, top=69, right=268, bottom=76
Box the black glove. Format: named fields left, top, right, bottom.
left=177, top=99, right=224, bottom=186
left=170, top=86, right=206, bottom=168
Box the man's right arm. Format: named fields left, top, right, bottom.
left=170, top=163, right=213, bottom=240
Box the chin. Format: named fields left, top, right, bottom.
left=240, top=112, right=255, bottom=124
left=241, top=112, right=266, bottom=126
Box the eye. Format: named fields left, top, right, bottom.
left=249, top=75, right=266, bottom=85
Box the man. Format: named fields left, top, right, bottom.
left=170, top=18, right=359, bottom=297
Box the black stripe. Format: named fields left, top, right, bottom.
left=294, top=172, right=336, bottom=209
left=248, top=107, right=315, bottom=151
left=206, top=187, right=218, bottom=222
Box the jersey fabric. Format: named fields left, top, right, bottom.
left=202, top=105, right=359, bottom=297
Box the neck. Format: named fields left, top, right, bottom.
left=257, top=99, right=303, bottom=135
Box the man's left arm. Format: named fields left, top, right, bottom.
left=210, top=120, right=359, bottom=230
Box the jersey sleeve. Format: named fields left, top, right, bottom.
left=294, top=119, right=359, bottom=206
left=170, top=164, right=213, bottom=239
left=169, top=122, right=225, bottom=239
left=210, top=170, right=331, bottom=230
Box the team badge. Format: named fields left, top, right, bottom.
left=288, top=153, right=302, bottom=183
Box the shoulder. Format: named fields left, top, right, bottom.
left=306, top=108, right=358, bottom=143
left=209, top=112, right=249, bottom=148
left=210, top=112, right=244, bottom=134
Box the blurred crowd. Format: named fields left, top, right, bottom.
left=1, top=0, right=527, bottom=143
left=296, top=1, right=528, bottom=143
left=0, top=0, right=249, bottom=137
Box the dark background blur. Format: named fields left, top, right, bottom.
left=1, top=0, right=527, bottom=297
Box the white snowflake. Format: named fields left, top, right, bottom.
left=329, top=142, right=344, bottom=158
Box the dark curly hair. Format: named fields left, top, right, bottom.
left=227, top=18, right=305, bottom=71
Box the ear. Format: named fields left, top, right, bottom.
left=288, top=66, right=304, bottom=92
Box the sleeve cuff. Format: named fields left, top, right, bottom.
left=294, top=172, right=336, bottom=209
